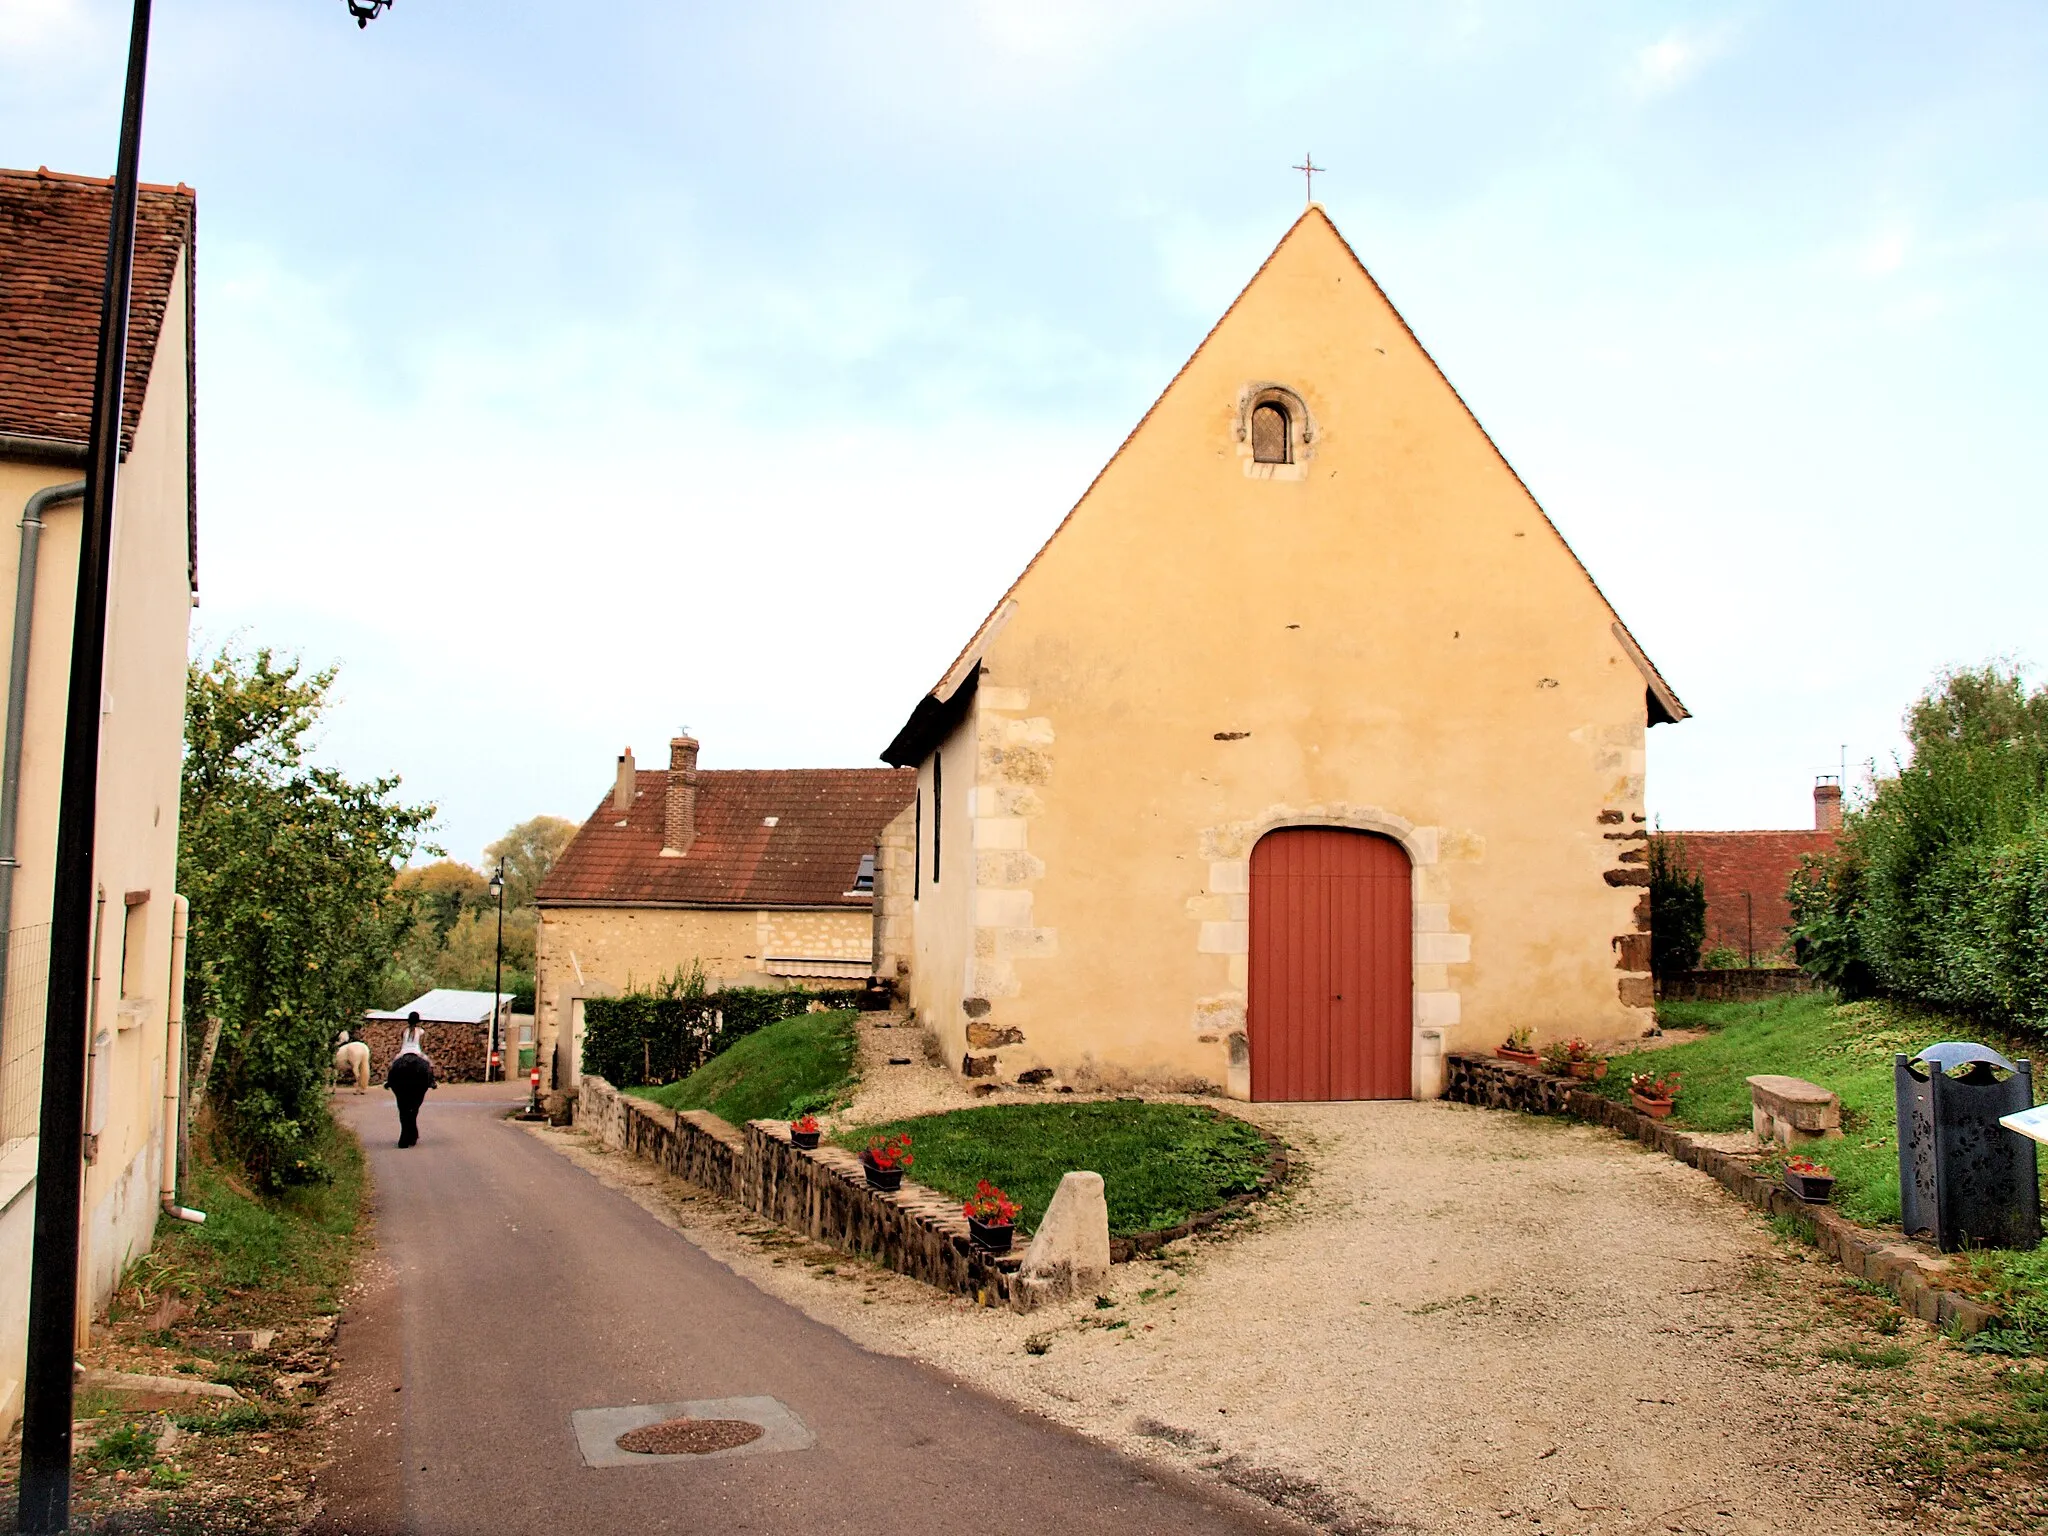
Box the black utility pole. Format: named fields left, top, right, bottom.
left=17, top=3, right=152, bottom=1527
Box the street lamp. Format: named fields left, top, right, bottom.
left=19, top=2, right=395, bottom=1528
left=488, top=860, right=505, bottom=1084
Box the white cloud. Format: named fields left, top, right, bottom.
left=1626, top=25, right=1735, bottom=101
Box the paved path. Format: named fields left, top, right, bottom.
left=314, top=1085, right=1304, bottom=1536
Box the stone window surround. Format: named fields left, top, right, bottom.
left=1195, top=804, right=1470, bottom=1102
left=1236, top=382, right=1316, bottom=482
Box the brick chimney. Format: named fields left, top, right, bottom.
left=612, top=748, right=635, bottom=815
left=663, top=734, right=700, bottom=856
left=1814, top=776, right=1843, bottom=832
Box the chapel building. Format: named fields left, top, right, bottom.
left=881, top=206, right=1686, bottom=1102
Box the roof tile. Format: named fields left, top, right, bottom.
left=538, top=768, right=916, bottom=909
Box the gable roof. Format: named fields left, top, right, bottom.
left=538, top=767, right=916, bottom=909
left=1, top=167, right=199, bottom=594
left=882, top=205, right=1685, bottom=766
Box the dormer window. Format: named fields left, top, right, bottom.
left=1251, top=401, right=1291, bottom=464
left=852, top=852, right=875, bottom=894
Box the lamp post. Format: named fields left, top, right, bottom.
left=17, top=4, right=393, bottom=1529
left=489, top=860, right=505, bottom=1083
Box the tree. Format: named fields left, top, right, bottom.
left=181, top=647, right=435, bottom=1185
left=393, top=859, right=489, bottom=939
left=483, top=814, right=578, bottom=909
left=1648, top=835, right=1706, bottom=978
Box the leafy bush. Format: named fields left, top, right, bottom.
left=181, top=648, right=434, bottom=1187
left=1649, top=835, right=1706, bottom=977
left=582, top=965, right=867, bottom=1087
left=1790, top=666, right=2048, bottom=1027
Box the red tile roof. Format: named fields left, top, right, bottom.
left=538, top=768, right=916, bottom=909
left=0, top=168, right=194, bottom=455
left=1658, top=829, right=1838, bottom=962
left=0, top=167, right=198, bottom=592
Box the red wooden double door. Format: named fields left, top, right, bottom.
left=1248, top=827, right=1412, bottom=1101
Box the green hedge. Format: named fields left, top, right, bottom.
left=1791, top=666, right=2048, bottom=1028
left=583, top=983, right=869, bottom=1087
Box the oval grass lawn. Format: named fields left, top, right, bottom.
left=840, top=1101, right=1273, bottom=1237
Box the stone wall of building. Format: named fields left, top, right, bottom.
left=870, top=802, right=916, bottom=993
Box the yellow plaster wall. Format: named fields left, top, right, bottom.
left=906, top=211, right=1658, bottom=1097
left=0, top=249, right=194, bottom=1427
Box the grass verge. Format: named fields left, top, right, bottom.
left=629, top=1008, right=858, bottom=1126
left=839, top=1101, right=1273, bottom=1237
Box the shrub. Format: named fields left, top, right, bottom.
left=1649, top=836, right=1706, bottom=977
left=582, top=965, right=867, bottom=1087
left=1791, top=665, right=2048, bottom=1027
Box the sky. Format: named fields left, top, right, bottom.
left=3, top=1, right=2045, bottom=866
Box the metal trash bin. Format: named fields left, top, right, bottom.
left=1896, top=1042, right=2041, bottom=1252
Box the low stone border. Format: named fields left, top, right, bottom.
left=573, top=1077, right=1288, bottom=1301
left=1444, top=1053, right=2002, bottom=1336
left=575, top=1075, right=1025, bottom=1304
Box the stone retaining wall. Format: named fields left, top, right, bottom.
left=1655, top=969, right=1818, bottom=1003
left=574, top=1076, right=1020, bottom=1304
left=1444, top=1052, right=2001, bottom=1336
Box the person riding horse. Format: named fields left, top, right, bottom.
left=385, top=1012, right=438, bottom=1148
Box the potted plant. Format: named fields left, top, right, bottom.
left=1783, top=1155, right=1836, bottom=1204
left=1497, top=1026, right=1541, bottom=1067
left=789, top=1113, right=821, bottom=1151
left=963, top=1179, right=1019, bottom=1254
left=862, top=1132, right=913, bottom=1192
left=1540, top=1037, right=1608, bottom=1080
left=1629, top=1070, right=1681, bottom=1119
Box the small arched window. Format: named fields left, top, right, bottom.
left=1251, top=401, right=1291, bottom=464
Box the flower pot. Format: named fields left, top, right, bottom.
left=1784, top=1169, right=1835, bottom=1204
left=790, top=1128, right=821, bottom=1150
left=1630, top=1092, right=1675, bottom=1120
left=1567, top=1061, right=1608, bottom=1081
left=1496, top=1048, right=1541, bottom=1067
left=862, top=1157, right=904, bottom=1193
left=968, top=1216, right=1014, bottom=1254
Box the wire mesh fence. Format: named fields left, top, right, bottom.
left=0, top=923, right=51, bottom=1144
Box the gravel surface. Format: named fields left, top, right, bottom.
left=529, top=1019, right=2037, bottom=1534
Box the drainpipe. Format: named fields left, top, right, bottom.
left=160, top=895, right=201, bottom=1223
left=0, top=480, right=84, bottom=1015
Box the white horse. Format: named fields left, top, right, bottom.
left=334, top=1033, right=371, bottom=1094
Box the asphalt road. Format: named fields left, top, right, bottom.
left=313, top=1084, right=1308, bottom=1536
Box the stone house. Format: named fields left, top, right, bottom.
left=881, top=205, right=1686, bottom=1103
left=0, top=168, right=200, bottom=1430
left=1659, top=780, right=1842, bottom=965
left=533, top=736, right=915, bottom=1087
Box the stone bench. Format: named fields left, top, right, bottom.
left=1748, top=1074, right=1842, bottom=1147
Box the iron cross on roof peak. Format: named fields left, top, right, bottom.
left=1292, top=152, right=1326, bottom=206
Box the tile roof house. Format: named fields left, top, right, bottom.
left=0, top=166, right=200, bottom=1435
left=533, top=735, right=915, bottom=1088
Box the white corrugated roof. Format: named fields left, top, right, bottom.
left=364, top=989, right=515, bottom=1025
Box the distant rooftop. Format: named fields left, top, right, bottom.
left=366, top=989, right=515, bottom=1025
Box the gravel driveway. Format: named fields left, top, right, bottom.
left=534, top=1031, right=2033, bottom=1535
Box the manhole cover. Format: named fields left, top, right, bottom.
left=616, top=1417, right=765, bottom=1456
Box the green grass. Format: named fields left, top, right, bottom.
left=1589, top=992, right=2044, bottom=1227
left=629, top=1009, right=859, bottom=1125
left=87, top=1421, right=159, bottom=1471
left=124, top=1115, right=367, bottom=1327
left=839, top=1101, right=1274, bottom=1237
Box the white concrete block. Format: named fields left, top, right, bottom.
left=1408, top=826, right=1440, bottom=865
left=1412, top=902, right=1450, bottom=934
left=1413, top=990, right=1461, bottom=1027
left=976, top=889, right=1034, bottom=927
left=1414, top=932, right=1471, bottom=964
left=1209, top=860, right=1250, bottom=895
left=973, top=816, right=1029, bottom=850
left=1197, top=920, right=1249, bottom=955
